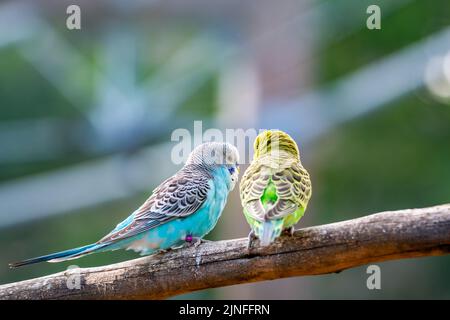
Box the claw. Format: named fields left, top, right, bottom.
left=282, top=226, right=295, bottom=237
left=194, top=239, right=202, bottom=248
left=184, top=235, right=209, bottom=248
left=247, top=230, right=257, bottom=250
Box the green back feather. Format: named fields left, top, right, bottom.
left=261, top=180, right=278, bottom=209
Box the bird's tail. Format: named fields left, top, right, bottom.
left=259, top=220, right=283, bottom=246
left=9, top=243, right=107, bottom=268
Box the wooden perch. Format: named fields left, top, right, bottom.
left=1, top=204, right=449, bottom=300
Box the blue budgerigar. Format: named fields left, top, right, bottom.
left=10, top=142, right=240, bottom=268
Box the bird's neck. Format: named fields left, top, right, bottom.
left=211, top=166, right=232, bottom=191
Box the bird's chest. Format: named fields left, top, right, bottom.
left=190, top=178, right=228, bottom=236
left=209, top=180, right=228, bottom=219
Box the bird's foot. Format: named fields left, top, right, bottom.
left=247, top=230, right=258, bottom=250
left=184, top=235, right=210, bottom=248
left=282, top=226, right=295, bottom=237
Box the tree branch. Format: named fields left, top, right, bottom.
left=1, top=204, right=449, bottom=300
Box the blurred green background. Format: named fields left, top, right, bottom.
left=0, top=0, right=449, bottom=299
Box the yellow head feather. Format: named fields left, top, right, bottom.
left=253, top=130, right=300, bottom=160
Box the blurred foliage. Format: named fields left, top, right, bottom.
left=0, top=48, right=77, bottom=120
left=312, top=92, right=450, bottom=221
left=319, top=0, right=450, bottom=83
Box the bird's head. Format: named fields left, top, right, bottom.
left=186, top=142, right=240, bottom=190
left=253, top=130, right=300, bottom=160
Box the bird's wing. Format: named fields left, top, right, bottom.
left=266, top=162, right=311, bottom=220
left=97, top=168, right=211, bottom=244
left=240, top=160, right=311, bottom=221
left=240, top=162, right=270, bottom=222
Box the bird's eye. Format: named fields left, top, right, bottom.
left=228, top=167, right=235, bottom=174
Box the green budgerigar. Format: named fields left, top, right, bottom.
left=240, top=130, right=312, bottom=247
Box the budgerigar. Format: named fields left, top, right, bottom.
left=240, top=130, right=311, bottom=247
left=10, top=142, right=239, bottom=268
